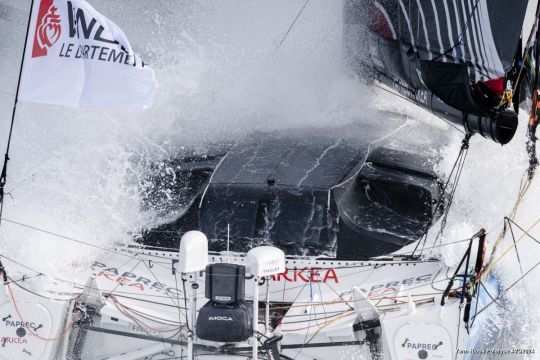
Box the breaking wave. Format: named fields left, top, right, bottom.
left=0, top=0, right=538, bottom=357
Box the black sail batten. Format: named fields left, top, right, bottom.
left=383, top=0, right=528, bottom=78
left=345, top=0, right=529, bottom=144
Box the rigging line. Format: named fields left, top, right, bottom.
left=472, top=260, right=540, bottom=321
left=483, top=171, right=535, bottom=277
left=431, top=0, right=480, bottom=63
left=111, top=295, right=183, bottom=333
left=483, top=216, right=540, bottom=281
left=267, top=266, right=375, bottom=297
left=406, top=237, right=472, bottom=256
left=506, top=219, right=524, bottom=275
left=0, top=89, right=16, bottom=97
left=174, top=271, right=182, bottom=314
left=443, top=0, right=482, bottom=63
left=117, top=302, right=184, bottom=329
left=181, top=277, right=192, bottom=334
left=282, top=311, right=354, bottom=331
left=198, top=151, right=230, bottom=209
left=266, top=289, right=454, bottom=310
left=321, top=280, right=354, bottom=311
left=478, top=280, right=505, bottom=310
left=411, top=232, right=426, bottom=257
left=468, top=282, right=480, bottom=330
left=111, top=301, right=183, bottom=342
left=432, top=134, right=471, bottom=248
left=0, top=217, right=141, bottom=260
left=7, top=284, right=79, bottom=342
left=110, top=297, right=163, bottom=339
left=513, top=1, right=540, bottom=93
left=139, top=257, right=183, bottom=308
left=55, top=275, right=187, bottom=301
left=417, top=228, right=433, bottom=257
left=104, top=292, right=187, bottom=310
left=106, top=256, right=143, bottom=296
left=293, top=279, right=314, bottom=359
left=5, top=163, right=50, bottom=195
left=305, top=311, right=357, bottom=343
left=267, top=309, right=354, bottom=321
left=301, top=19, right=340, bottom=62
left=424, top=144, right=469, bottom=255
left=0, top=0, right=36, bottom=227
left=371, top=82, right=466, bottom=134
left=430, top=263, right=447, bottom=292
left=505, top=216, right=540, bottom=246
left=4, top=275, right=44, bottom=287
left=0, top=248, right=174, bottom=304
left=0, top=253, right=43, bottom=275
left=275, top=0, right=311, bottom=53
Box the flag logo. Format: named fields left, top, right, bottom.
left=32, top=0, right=62, bottom=58
left=22, top=0, right=157, bottom=109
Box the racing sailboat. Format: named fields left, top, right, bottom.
left=0, top=1, right=537, bottom=359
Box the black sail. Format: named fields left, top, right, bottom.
left=345, top=0, right=530, bottom=144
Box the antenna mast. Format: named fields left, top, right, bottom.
left=0, top=0, right=36, bottom=226
left=226, top=223, right=230, bottom=262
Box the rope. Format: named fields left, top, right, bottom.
left=106, top=256, right=143, bottom=295
left=454, top=0, right=481, bottom=61
left=7, top=275, right=79, bottom=302
left=0, top=224, right=185, bottom=312
left=0, top=253, right=44, bottom=288
left=292, top=275, right=314, bottom=359
left=110, top=294, right=183, bottom=333
left=482, top=171, right=535, bottom=280
left=407, top=236, right=471, bottom=256
left=482, top=216, right=540, bottom=281
left=513, top=2, right=540, bottom=95
left=504, top=217, right=540, bottom=246
left=472, top=260, right=540, bottom=321
left=301, top=19, right=339, bottom=62
left=6, top=281, right=77, bottom=341
left=506, top=218, right=524, bottom=274
left=275, top=0, right=311, bottom=54
left=431, top=0, right=481, bottom=63
left=431, top=134, right=471, bottom=249
left=371, top=81, right=466, bottom=134
left=0, top=217, right=140, bottom=261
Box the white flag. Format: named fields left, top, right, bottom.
left=19, top=0, right=157, bottom=110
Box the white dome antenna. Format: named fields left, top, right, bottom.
left=178, top=230, right=209, bottom=273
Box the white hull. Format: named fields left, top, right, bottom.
left=0, top=246, right=487, bottom=360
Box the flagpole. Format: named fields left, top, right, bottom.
left=0, top=0, right=35, bottom=227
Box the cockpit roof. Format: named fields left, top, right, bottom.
left=210, top=128, right=373, bottom=191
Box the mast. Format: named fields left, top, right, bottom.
left=0, top=0, right=35, bottom=226
left=527, top=3, right=540, bottom=179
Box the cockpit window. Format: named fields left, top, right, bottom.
left=268, top=201, right=324, bottom=247
left=200, top=196, right=326, bottom=253
left=200, top=198, right=257, bottom=240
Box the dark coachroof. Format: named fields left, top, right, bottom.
left=210, top=123, right=399, bottom=190
left=140, top=116, right=445, bottom=259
